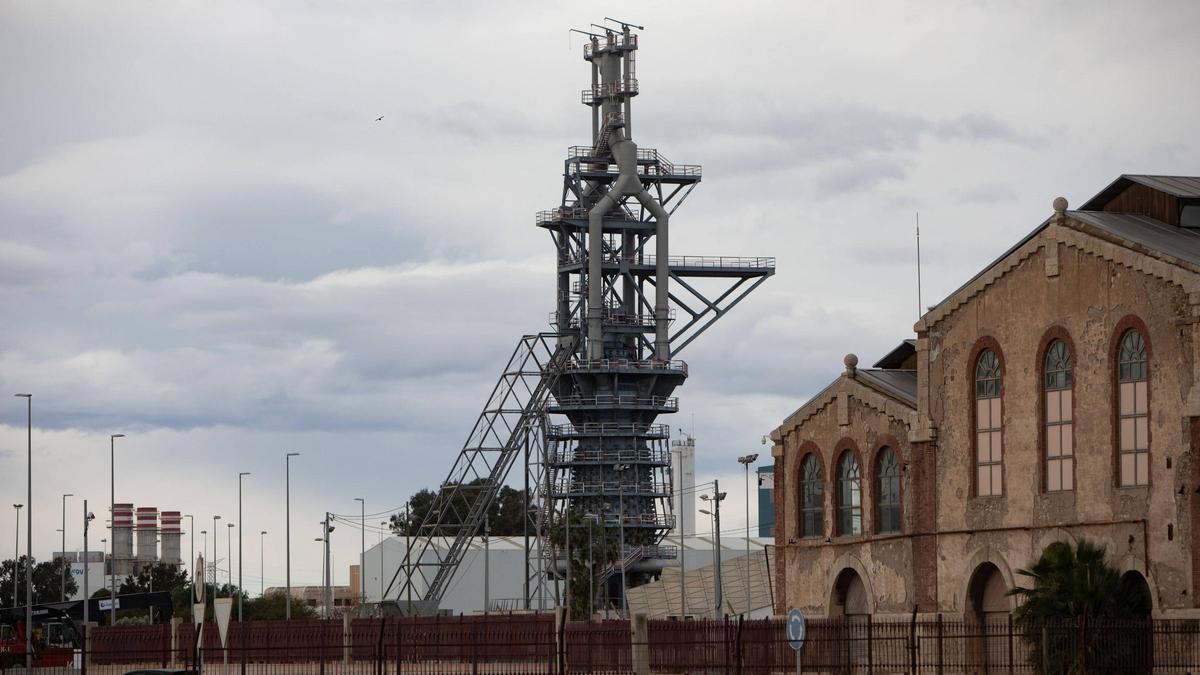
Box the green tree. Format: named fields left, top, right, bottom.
left=119, top=563, right=190, bottom=596
left=241, top=590, right=318, bottom=621
left=1009, top=539, right=1150, bottom=673
left=0, top=556, right=77, bottom=606
left=549, top=513, right=617, bottom=621
left=390, top=482, right=529, bottom=536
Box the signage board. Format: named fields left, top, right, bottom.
left=787, top=608, right=806, bottom=651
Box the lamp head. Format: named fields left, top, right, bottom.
left=239, top=472, right=251, bottom=478
left=261, top=530, right=267, bottom=535
left=111, top=433, right=125, bottom=439
left=64, top=493, right=74, bottom=498
left=86, top=512, right=95, bottom=521
left=14, top=393, right=31, bottom=399
left=287, top=452, right=300, bottom=457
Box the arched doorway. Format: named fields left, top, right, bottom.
left=966, top=562, right=1010, bottom=672
left=1118, top=570, right=1153, bottom=672
left=1119, top=570, right=1152, bottom=617
left=830, top=568, right=870, bottom=669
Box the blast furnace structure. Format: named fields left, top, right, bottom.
left=385, top=21, right=774, bottom=615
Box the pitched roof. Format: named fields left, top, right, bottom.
left=1067, top=210, right=1200, bottom=268
left=857, top=368, right=917, bottom=407
left=872, top=339, right=916, bottom=369
left=1082, top=175, right=1200, bottom=210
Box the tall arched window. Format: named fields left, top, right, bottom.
left=1045, top=339, right=1074, bottom=492
left=875, top=448, right=900, bottom=533
left=837, top=452, right=862, bottom=536
left=1118, top=329, right=1149, bottom=486
left=975, top=348, right=1003, bottom=496
left=800, top=454, right=824, bottom=538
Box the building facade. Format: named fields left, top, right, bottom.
left=771, top=175, right=1200, bottom=621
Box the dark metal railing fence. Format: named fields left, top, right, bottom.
left=71, top=613, right=1200, bottom=675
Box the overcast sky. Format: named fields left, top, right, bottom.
left=1, top=0, right=1197, bottom=594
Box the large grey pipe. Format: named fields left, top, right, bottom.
left=586, top=126, right=669, bottom=360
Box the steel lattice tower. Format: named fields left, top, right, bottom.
left=540, top=23, right=775, bottom=607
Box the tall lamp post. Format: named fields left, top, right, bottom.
left=108, top=432, right=124, bottom=625
left=14, top=393, right=32, bottom=674
left=259, top=531, right=267, bottom=596
left=226, top=523, right=234, bottom=589
left=322, top=516, right=334, bottom=620
left=83, top=504, right=94, bottom=625
left=700, top=482, right=726, bottom=617
left=60, top=493, right=74, bottom=602
left=238, top=472, right=250, bottom=621
left=285, top=452, right=299, bottom=620
left=737, top=454, right=758, bottom=616
left=11, top=504, right=21, bottom=612
left=613, top=463, right=630, bottom=617
left=212, top=516, right=221, bottom=591
left=354, top=498, right=364, bottom=613
left=378, top=522, right=387, bottom=603
left=184, top=515, right=194, bottom=583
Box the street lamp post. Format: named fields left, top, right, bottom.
left=483, top=515, right=490, bottom=615
left=212, top=516, right=221, bottom=591
left=226, top=523, right=234, bottom=589
left=11, top=504, right=21, bottom=611
left=185, top=515, right=194, bottom=583
left=354, top=498, right=364, bottom=613
left=15, top=392, right=32, bottom=673
left=61, top=493, right=74, bottom=602
left=260, top=531, right=267, bottom=596
left=737, top=454, right=758, bottom=616
left=285, top=452, right=299, bottom=620
left=238, top=471, right=250, bottom=621
left=671, top=445, right=685, bottom=618
left=700, top=482, right=726, bottom=617
left=379, top=522, right=387, bottom=603
left=108, top=432, right=124, bottom=626
left=322, top=515, right=334, bottom=620
left=83, top=503, right=94, bottom=625
left=313, top=538, right=325, bottom=618
left=613, top=463, right=629, bottom=617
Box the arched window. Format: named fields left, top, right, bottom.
left=1118, top=329, right=1149, bottom=486
left=837, top=452, right=862, bottom=536
left=1044, top=339, right=1074, bottom=491
left=975, top=349, right=1003, bottom=496
left=875, top=448, right=900, bottom=533
left=800, top=454, right=823, bottom=538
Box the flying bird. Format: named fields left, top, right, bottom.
left=375, top=115, right=384, bottom=122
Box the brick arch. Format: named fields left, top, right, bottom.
left=869, top=434, right=904, bottom=534
left=827, top=551, right=877, bottom=617
left=1110, top=314, right=1153, bottom=488
left=958, top=547, right=1017, bottom=616
left=968, top=336, right=1006, bottom=498
left=832, top=438, right=865, bottom=538
left=1037, top=326, right=1077, bottom=493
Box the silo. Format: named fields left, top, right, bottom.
left=136, top=506, right=158, bottom=570
left=112, top=503, right=135, bottom=576
left=160, top=511, right=182, bottom=566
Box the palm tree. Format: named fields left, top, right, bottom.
left=1009, top=539, right=1149, bottom=673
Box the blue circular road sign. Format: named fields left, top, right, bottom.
left=787, top=608, right=806, bottom=651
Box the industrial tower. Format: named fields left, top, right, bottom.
left=384, top=22, right=774, bottom=615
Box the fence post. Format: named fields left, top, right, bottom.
left=735, top=614, right=744, bottom=675
left=631, top=613, right=650, bottom=675
left=867, top=613, right=873, bottom=675
left=394, top=618, right=402, bottom=675
left=320, top=617, right=327, bottom=675
left=1041, top=625, right=1049, bottom=674
left=554, top=606, right=567, bottom=675
left=935, top=614, right=943, bottom=675
left=240, top=622, right=247, bottom=675
left=344, top=612, right=352, bottom=665
left=1007, top=614, right=1014, bottom=674
left=163, top=621, right=170, bottom=668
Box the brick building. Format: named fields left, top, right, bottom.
left=770, top=175, right=1200, bottom=621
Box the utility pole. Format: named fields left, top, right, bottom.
left=354, top=498, right=364, bottom=614
left=11, top=504, right=21, bottom=612
left=483, top=514, right=490, bottom=614
left=701, top=482, right=726, bottom=616
left=16, top=392, right=32, bottom=675
left=323, top=513, right=332, bottom=620
left=108, top=432, right=124, bottom=626
left=212, top=515, right=221, bottom=591
left=260, top=531, right=267, bottom=596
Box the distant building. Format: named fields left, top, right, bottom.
left=756, top=465, right=774, bottom=538
left=263, top=585, right=356, bottom=616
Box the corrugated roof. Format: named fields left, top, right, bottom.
left=1081, top=174, right=1200, bottom=210
left=857, top=369, right=917, bottom=407
left=1067, top=210, right=1200, bottom=268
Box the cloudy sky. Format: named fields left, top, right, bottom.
left=1, top=0, right=1197, bottom=594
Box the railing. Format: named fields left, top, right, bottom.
left=566, top=146, right=702, bottom=178
left=551, top=394, right=678, bottom=410
left=558, top=252, right=775, bottom=270
left=580, top=78, right=639, bottom=105
left=546, top=422, right=671, bottom=438
left=554, top=357, right=688, bottom=375
left=583, top=32, right=638, bottom=58
left=547, top=446, right=673, bottom=465
left=548, top=480, right=671, bottom=497
left=550, top=308, right=675, bottom=329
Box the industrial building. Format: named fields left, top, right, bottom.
left=54, top=502, right=184, bottom=600
left=771, top=175, right=1200, bottom=621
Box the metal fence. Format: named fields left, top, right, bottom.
left=47, top=614, right=1200, bottom=675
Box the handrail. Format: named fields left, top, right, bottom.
left=558, top=252, right=775, bottom=270
left=580, top=78, right=639, bottom=105
left=550, top=394, right=678, bottom=410
left=583, top=33, right=638, bottom=59
left=547, top=447, right=673, bottom=465
left=548, top=480, right=671, bottom=496
left=546, top=422, right=671, bottom=437
left=554, top=357, right=688, bottom=375
left=550, top=308, right=675, bottom=329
